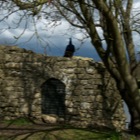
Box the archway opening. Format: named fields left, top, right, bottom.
left=41, top=78, right=66, bottom=118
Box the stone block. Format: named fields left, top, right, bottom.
left=95, top=95, right=103, bottom=102
left=86, top=68, right=96, bottom=74
left=65, top=100, right=73, bottom=107
left=34, top=93, right=41, bottom=98
left=41, top=115, right=58, bottom=124
left=75, top=68, right=85, bottom=74
left=78, top=60, right=89, bottom=67
left=80, top=102, right=90, bottom=109
left=5, top=62, right=23, bottom=69
left=19, top=104, right=29, bottom=114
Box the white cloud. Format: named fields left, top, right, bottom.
left=133, top=0, right=140, bottom=9
left=1, top=1, right=140, bottom=59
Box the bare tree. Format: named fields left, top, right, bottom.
left=54, top=1, right=140, bottom=138
left=1, top=0, right=140, bottom=138
left=0, top=0, right=55, bottom=52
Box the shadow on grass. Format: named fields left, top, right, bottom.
left=0, top=118, right=123, bottom=140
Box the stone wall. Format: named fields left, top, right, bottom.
left=0, top=45, right=126, bottom=130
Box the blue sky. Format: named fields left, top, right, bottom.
left=0, top=17, right=100, bottom=60
left=0, top=0, right=140, bottom=61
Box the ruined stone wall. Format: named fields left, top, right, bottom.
left=0, top=45, right=126, bottom=130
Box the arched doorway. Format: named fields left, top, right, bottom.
left=41, top=78, right=66, bottom=118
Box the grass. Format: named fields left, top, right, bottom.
left=0, top=118, right=136, bottom=140
left=0, top=128, right=123, bottom=140
left=2, top=117, right=32, bottom=126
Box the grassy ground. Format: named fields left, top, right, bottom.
left=0, top=129, right=122, bottom=140
left=0, top=118, right=136, bottom=140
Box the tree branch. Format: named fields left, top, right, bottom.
left=12, top=0, right=50, bottom=9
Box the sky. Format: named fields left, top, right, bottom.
left=0, top=13, right=100, bottom=60
left=1, top=0, right=140, bottom=127
left=0, top=1, right=140, bottom=61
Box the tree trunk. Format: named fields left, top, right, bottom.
left=123, top=97, right=140, bottom=140
left=129, top=111, right=140, bottom=140
left=117, top=81, right=140, bottom=137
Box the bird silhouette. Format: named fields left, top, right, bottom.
left=64, top=38, right=75, bottom=57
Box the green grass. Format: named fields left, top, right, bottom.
left=2, top=117, right=32, bottom=126
left=0, top=129, right=136, bottom=140
left=0, top=129, right=123, bottom=140
left=0, top=118, right=136, bottom=140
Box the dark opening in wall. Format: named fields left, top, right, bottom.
left=41, top=78, right=66, bottom=118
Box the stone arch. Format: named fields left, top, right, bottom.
left=41, top=78, right=66, bottom=118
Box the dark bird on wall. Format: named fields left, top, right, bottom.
left=64, top=38, right=75, bottom=57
